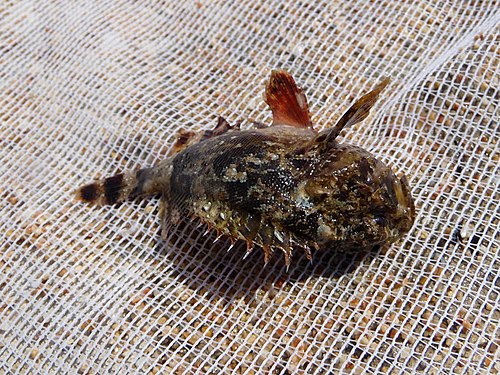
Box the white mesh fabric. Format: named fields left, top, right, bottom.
left=1, top=1, right=499, bottom=374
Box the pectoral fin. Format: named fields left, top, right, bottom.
left=264, top=70, right=313, bottom=129
left=318, top=77, right=391, bottom=144
left=160, top=193, right=189, bottom=240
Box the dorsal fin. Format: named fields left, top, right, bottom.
left=201, top=116, right=237, bottom=141
left=264, top=70, right=312, bottom=128
left=317, top=77, right=391, bottom=144
left=168, top=116, right=239, bottom=156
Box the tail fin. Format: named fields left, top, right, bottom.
left=75, top=168, right=154, bottom=206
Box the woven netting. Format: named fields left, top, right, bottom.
left=1, top=1, right=499, bottom=374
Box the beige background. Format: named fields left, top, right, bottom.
left=0, top=1, right=498, bottom=373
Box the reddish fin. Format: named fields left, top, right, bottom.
left=264, top=70, right=312, bottom=128
left=318, top=77, right=391, bottom=144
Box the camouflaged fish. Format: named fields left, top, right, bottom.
left=76, top=70, right=415, bottom=266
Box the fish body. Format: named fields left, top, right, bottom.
left=76, top=71, right=415, bottom=266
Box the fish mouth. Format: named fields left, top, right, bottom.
left=385, top=206, right=415, bottom=242
left=388, top=174, right=416, bottom=238
left=399, top=174, right=416, bottom=223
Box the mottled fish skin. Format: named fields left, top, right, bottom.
left=168, top=125, right=414, bottom=264
left=75, top=70, right=415, bottom=267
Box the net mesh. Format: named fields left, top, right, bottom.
left=1, top=1, right=499, bottom=373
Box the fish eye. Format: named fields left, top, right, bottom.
left=374, top=215, right=387, bottom=226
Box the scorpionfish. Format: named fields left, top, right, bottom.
left=76, top=70, right=415, bottom=266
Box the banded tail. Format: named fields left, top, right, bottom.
left=75, top=168, right=158, bottom=206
